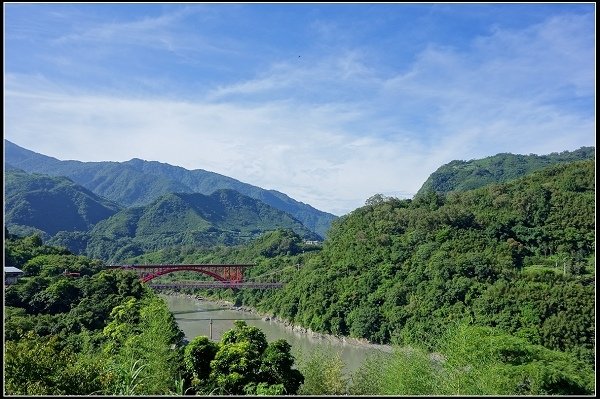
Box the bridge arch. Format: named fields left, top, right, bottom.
left=108, top=264, right=252, bottom=285
left=140, top=267, right=230, bottom=284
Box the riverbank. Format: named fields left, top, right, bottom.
left=162, top=291, right=393, bottom=353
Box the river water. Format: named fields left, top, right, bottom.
left=162, top=294, right=391, bottom=375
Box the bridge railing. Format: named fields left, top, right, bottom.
left=148, top=281, right=283, bottom=289
left=106, top=264, right=284, bottom=289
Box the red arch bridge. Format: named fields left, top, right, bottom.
left=106, top=264, right=283, bottom=289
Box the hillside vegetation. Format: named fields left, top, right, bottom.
left=135, top=159, right=595, bottom=369
left=4, top=156, right=595, bottom=395
left=416, top=146, right=594, bottom=197
left=48, top=189, right=320, bottom=263
left=4, top=233, right=305, bottom=395
left=5, top=169, right=122, bottom=236
left=5, top=140, right=337, bottom=237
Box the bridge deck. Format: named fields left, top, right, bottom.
left=106, top=264, right=283, bottom=289
left=107, top=264, right=255, bottom=268
left=149, top=282, right=283, bottom=289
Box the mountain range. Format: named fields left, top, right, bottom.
left=4, top=140, right=595, bottom=263
left=47, top=189, right=320, bottom=263
left=4, top=140, right=336, bottom=238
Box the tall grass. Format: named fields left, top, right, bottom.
left=348, top=322, right=594, bottom=395
left=296, top=347, right=349, bottom=395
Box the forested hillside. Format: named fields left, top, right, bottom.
left=5, top=169, right=122, bottom=237
left=4, top=232, right=304, bottom=395
left=416, top=146, right=594, bottom=196
left=136, top=160, right=595, bottom=369
left=5, top=140, right=337, bottom=237
left=269, top=160, right=595, bottom=364
left=48, top=189, right=321, bottom=263
left=4, top=157, right=595, bottom=395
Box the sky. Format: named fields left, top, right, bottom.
left=3, top=3, right=596, bottom=216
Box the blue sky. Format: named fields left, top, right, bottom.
left=4, top=3, right=595, bottom=215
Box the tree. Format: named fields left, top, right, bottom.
left=259, top=339, right=304, bottom=394
left=365, top=193, right=388, bottom=206
left=4, top=332, right=104, bottom=395
left=184, top=336, right=219, bottom=388
left=183, top=321, right=303, bottom=395
left=297, top=349, right=348, bottom=395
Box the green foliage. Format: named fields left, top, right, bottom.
left=297, top=348, right=348, bottom=395
left=244, top=382, right=285, bottom=395
left=434, top=324, right=594, bottom=395
left=252, top=228, right=306, bottom=257
left=259, top=339, right=304, bottom=394
left=108, top=358, right=148, bottom=395
left=4, top=332, right=105, bottom=395
left=349, top=324, right=594, bottom=395
left=101, top=296, right=186, bottom=395
left=182, top=321, right=303, bottom=395
left=4, top=231, right=71, bottom=268
left=5, top=169, right=122, bottom=236
left=5, top=149, right=594, bottom=396
left=415, top=146, right=594, bottom=197
left=50, top=190, right=320, bottom=263
left=21, top=253, right=103, bottom=277
left=6, top=139, right=336, bottom=237
left=175, top=159, right=595, bottom=378
left=472, top=274, right=595, bottom=364
left=4, top=233, right=187, bottom=396
left=184, top=336, right=220, bottom=383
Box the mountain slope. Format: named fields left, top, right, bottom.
left=118, top=158, right=595, bottom=370
left=5, top=169, right=123, bottom=236
left=48, top=189, right=321, bottom=263
left=241, top=159, right=594, bottom=364
left=5, top=140, right=337, bottom=237
left=415, top=146, right=595, bottom=197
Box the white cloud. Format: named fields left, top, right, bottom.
left=207, top=48, right=381, bottom=104
left=377, top=12, right=595, bottom=158
left=4, top=10, right=595, bottom=216
left=6, top=79, right=433, bottom=215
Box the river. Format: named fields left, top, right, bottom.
left=162, top=294, right=391, bottom=375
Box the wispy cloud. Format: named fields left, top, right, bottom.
left=4, top=6, right=595, bottom=215
left=54, top=7, right=188, bottom=47
left=378, top=12, right=595, bottom=153
left=6, top=79, right=425, bottom=215
left=206, top=48, right=380, bottom=103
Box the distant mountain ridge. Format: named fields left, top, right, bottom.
left=5, top=169, right=123, bottom=236
left=48, top=189, right=320, bottom=263
left=4, top=140, right=337, bottom=238
left=415, top=146, right=595, bottom=197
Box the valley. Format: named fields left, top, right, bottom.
left=4, top=144, right=596, bottom=395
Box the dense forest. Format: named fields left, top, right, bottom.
left=4, top=154, right=595, bottom=395
left=4, top=232, right=307, bottom=395
left=4, top=229, right=594, bottom=395
left=5, top=169, right=321, bottom=262
left=415, top=146, right=594, bottom=196
left=5, top=139, right=336, bottom=237
left=5, top=169, right=122, bottom=237
left=129, top=160, right=596, bottom=391
left=48, top=189, right=320, bottom=263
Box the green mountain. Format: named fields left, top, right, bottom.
left=48, top=189, right=321, bottom=263
left=415, top=146, right=595, bottom=197
left=4, top=169, right=122, bottom=236
left=152, top=159, right=594, bottom=368
left=5, top=140, right=337, bottom=238
left=277, top=159, right=594, bottom=350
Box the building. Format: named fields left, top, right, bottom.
left=303, top=240, right=322, bottom=246
left=5, top=266, right=24, bottom=285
